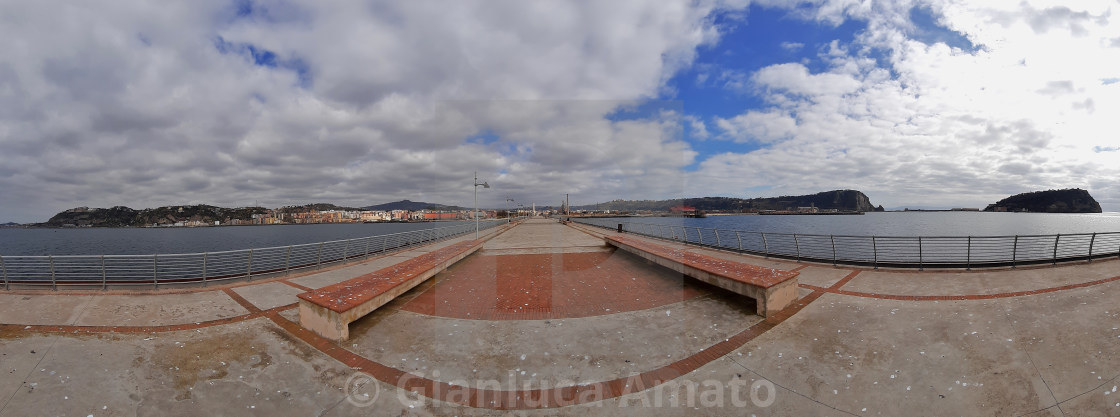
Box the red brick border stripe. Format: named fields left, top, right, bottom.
left=829, top=270, right=861, bottom=290
left=0, top=303, right=297, bottom=335
left=222, top=288, right=262, bottom=313
left=800, top=274, right=1120, bottom=301
left=279, top=279, right=314, bottom=292
left=265, top=291, right=824, bottom=410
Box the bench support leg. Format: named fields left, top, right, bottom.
left=299, top=300, right=350, bottom=342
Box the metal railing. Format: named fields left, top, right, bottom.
left=0, top=219, right=515, bottom=290
left=572, top=218, right=1120, bottom=269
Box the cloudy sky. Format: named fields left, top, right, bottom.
left=1, top=0, right=1118, bottom=222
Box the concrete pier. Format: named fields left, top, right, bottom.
left=1, top=218, right=1119, bottom=415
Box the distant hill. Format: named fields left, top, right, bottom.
left=575, top=190, right=883, bottom=212
left=276, top=203, right=364, bottom=214
left=983, top=189, right=1101, bottom=213
left=364, top=200, right=464, bottom=211
left=43, top=205, right=269, bottom=227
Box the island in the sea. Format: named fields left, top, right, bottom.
left=575, top=190, right=884, bottom=214
left=983, top=188, right=1102, bottom=213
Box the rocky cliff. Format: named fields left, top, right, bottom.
left=578, top=190, right=882, bottom=212
left=983, top=189, right=1102, bottom=213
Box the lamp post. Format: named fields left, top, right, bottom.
left=474, top=171, right=489, bottom=239
left=505, top=198, right=514, bottom=223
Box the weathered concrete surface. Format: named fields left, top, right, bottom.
left=484, top=220, right=609, bottom=255
left=72, top=292, right=249, bottom=327
left=794, top=266, right=853, bottom=288
left=0, top=294, right=93, bottom=325
left=0, top=317, right=355, bottom=417
left=231, top=282, right=305, bottom=311
left=348, top=294, right=761, bottom=388
left=843, top=258, right=1120, bottom=296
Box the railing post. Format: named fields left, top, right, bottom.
left=1012, top=236, right=1018, bottom=268
left=382, top=235, right=389, bottom=254
left=830, top=235, right=837, bottom=266
left=246, top=249, right=254, bottom=280
left=316, top=242, right=324, bottom=269
left=343, top=239, right=350, bottom=261
left=1052, top=234, right=1060, bottom=265
left=50, top=255, right=56, bottom=291
left=918, top=237, right=923, bottom=271
left=1, top=255, right=8, bottom=290
left=696, top=227, right=703, bottom=245
left=202, top=252, right=208, bottom=286
left=794, top=234, right=801, bottom=262
left=152, top=254, right=158, bottom=289
left=872, top=236, right=878, bottom=269
left=1087, top=233, right=1096, bottom=263
left=365, top=237, right=371, bottom=258
left=966, top=236, right=971, bottom=270
left=100, top=255, right=107, bottom=291
left=659, top=225, right=665, bottom=238
left=714, top=229, right=721, bottom=247
left=284, top=246, right=291, bottom=275
left=762, top=233, right=770, bottom=258
left=736, top=231, right=743, bottom=251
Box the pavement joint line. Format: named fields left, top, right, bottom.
left=725, top=345, right=861, bottom=417
left=997, top=306, right=1065, bottom=416
left=1028, top=372, right=1120, bottom=416
left=259, top=278, right=826, bottom=410
left=222, top=287, right=263, bottom=314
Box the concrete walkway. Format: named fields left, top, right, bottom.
left=0, top=218, right=1118, bottom=415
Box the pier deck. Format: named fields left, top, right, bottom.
left=1, top=218, right=1119, bottom=415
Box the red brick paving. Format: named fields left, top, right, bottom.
left=398, top=251, right=709, bottom=320
left=297, top=240, right=481, bottom=313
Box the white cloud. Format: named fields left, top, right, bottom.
left=715, top=110, right=798, bottom=143
left=780, top=41, right=805, bottom=51
left=0, top=0, right=744, bottom=222
left=752, top=62, right=864, bottom=97
left=700, top=0, right=1120, bottom=211
left=684, top=115, right=711, bottom=140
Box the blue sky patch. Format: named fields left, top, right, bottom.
left=908, top=6, right=979, bottom=52
left=661, top=5, right=867, bottom=170
left=213, top=36, right=312, bottom=88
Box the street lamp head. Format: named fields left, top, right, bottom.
left=481, top=182, right=490, bottom=189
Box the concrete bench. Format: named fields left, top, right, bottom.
left=297, top=240, right=482, bottom=341
left=605, top=235, right=799, bottom=317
